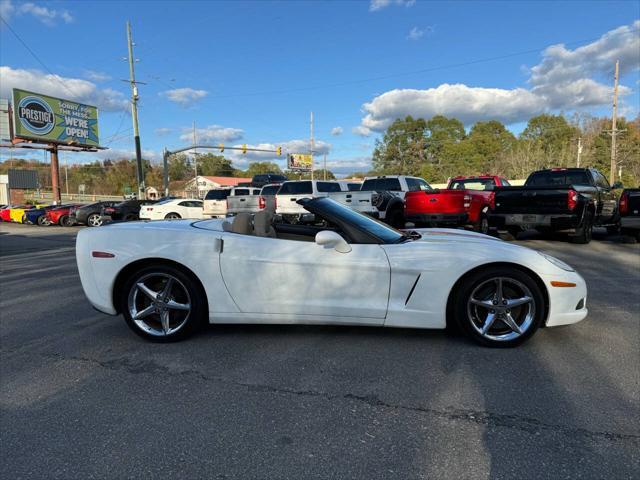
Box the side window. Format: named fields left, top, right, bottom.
left=594, top=171, right=610, bottom=189
left=501, top=178, right=511, bottom=186
left=178, top=201, right=191, bottom=207
left=317, top=182, right=341, bottom=192
left=193, top=201, right=203, bottom=208
left=405, top=178, right=419, bottom=191
left=417, top=179, right=432, bottom=191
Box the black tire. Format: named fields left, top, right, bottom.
left=37, top=215, right=50, bottom=226
left=571, top=211, right=593, bottom=244
left=87, top=213, right=103, bottom=227
left=506, top=226, right=522, bottom=238
left=606, top=221, right=621, bottom=236
left=165, top=212, right=182, bottom=220
left=58, top=215, right=70, bottom=226
left=452, top=266, right=545, bottom=348
left=386, top=207, right=404, bottom=228
left=120, top=264, right=207, bottom=342
left=475, top=213, right=490, bottom=235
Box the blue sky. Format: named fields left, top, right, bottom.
left=1, top=0, right=639, bottom=175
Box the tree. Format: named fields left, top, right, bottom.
left=521, top=114, right=578, bottom=152
left=244, top=161, right=282, bottom=177
left=168, top=154, right=190, bottom=181
left=197, top=153, right=235, bottom=176
left=467, top=120, right=516, bottom=161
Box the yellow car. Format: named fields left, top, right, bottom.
left=9, top=203, right=47, bottom=223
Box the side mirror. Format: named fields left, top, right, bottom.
left=612, top=181, right=623, bottom=190
left=315, top=230, right=352, bottom=253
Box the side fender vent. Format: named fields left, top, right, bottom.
left=405, top=274, right=421, bottom=305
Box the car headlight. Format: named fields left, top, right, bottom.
left=539, top=252, right=575, bottom=272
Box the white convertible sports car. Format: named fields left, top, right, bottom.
left=76, top=197, right=588, bottom=347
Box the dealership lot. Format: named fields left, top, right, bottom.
left=1, top=223, right=638, bottom=479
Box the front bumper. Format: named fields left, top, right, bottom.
left=489, top=213, right=579, bottom=231
left=543, top=270, right=588, bottom=327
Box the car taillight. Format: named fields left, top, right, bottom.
left=147, top=207, right=153, bottom=211
left=258, top=196, right=265, bottom=209
left=105, top=207, right=115, bottom=214
left=567, top=189, right=578, bottom=211
left=463, top=194, right=472, bottom=209
left=619, top=191, right=628, bottom=215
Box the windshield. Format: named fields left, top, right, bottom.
left=526, top=170, right=590, bottom=186
left=361, top=178, right=402, bottom=191
left=205, top=189, right=230, bottom=200
left=449, top=178, right=496, bottom=190
left=261, top=185, right=280, bottom=195
left=304, top=197, right=404, bottom=244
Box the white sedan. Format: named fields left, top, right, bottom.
left=139, top=198, right=205, bottom=220
left=76, top=197, right=588, bottom=347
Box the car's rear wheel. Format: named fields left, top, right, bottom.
left=453, top=267, right=545, bottom=347
left=571, top=211, right=593, bottom=244
left=165, top=212, right=182, bottom=219
left=87, top=213, right=103, bottom=227
left=120, top=265, right=207, bottom=342
left=475, top=214, right=490, bottom=235
left=386, top=207, right=404, bottom=228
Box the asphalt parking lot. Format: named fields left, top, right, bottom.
left=1, top=222, right=638, bottom=479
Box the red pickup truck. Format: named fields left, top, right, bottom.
left=404, top=175, right=511, bottom=234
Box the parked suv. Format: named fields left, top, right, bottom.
left=251, top=173, right=288, bottom=188
left=203, top=188, right=232, bottom=218
left=360, top=175, right=431, bottom=227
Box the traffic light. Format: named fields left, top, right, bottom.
left=242, top=144, right=247, bottom=154
left=218, top=143, right=224, bottom=153
left=276, top=146, right=282, bottom=156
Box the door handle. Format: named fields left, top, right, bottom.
left=213, top=238, right=224, bottom=253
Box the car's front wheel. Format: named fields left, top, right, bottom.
left=37, top=215, right=50, bottom=226
left=120, top=265, right=207, bottom=342
left=453, top=267, right=545, bottom=347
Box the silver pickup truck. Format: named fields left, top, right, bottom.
left=226, top=184, right=280, bottom=216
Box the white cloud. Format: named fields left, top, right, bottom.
left=369, top=0, right=415, bottom=12
left=330, top=126, right=344, bottom=136
left=407, top=27, right=424, bottom=41
left=161, top=87, right=208, bottom=107
left=0, top=66, right=129, bottom=111
left=0, top=0, right=15, bottom=21
left=325, top=156, right=372, bottom=175
left=180, top=124, right=244, bottom=143
left=355, top=21, right=640, bottom=134
left=224, top=139, right=332, bottom=164
left=155, top=127, right=173, bottom=137
left=7, top=1, right=75, bottom=26
left=84, top=70, right=111, bottom=82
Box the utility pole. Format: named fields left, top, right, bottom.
left=323, top=153, right=327, bottom=180
left=193, top=120, right=198, bottom=178
left=310, top=111, right=315, bottom=181
left=576, top=137, right=582, bottom=168
left=610, top=60, right=619, bottom=185
left=163, top=148, right=170, bottom=198
left=50, top=146, right=61, bottom=204
left=126, top=21, right=145, bottom=199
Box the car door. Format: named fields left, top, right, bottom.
left=592, top=170, right=617, bottom=222
left=218, top=233, right=390, bottom=321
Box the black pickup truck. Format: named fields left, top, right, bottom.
left=489, top=168, right=621, bottom=244
left=619, top=188, right=640, bottom=240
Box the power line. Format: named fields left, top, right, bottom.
left=0, top=15, right=78, bottom=99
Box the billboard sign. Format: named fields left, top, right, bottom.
left=287, top=153, right=312, bottom=171
left=12, top=89, right=100, bottom=147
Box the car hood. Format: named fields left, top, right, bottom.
left=409, top=227, right=502, bottom=243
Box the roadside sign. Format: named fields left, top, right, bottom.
left=12, top=88, right=100, bottom=147
left=287, top=153, right=312, bottom=171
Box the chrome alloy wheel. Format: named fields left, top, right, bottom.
left=127, top=273, right=192, bottom=336
left=87, top=213, right=103, bottom=227
left=466, top=277, right=536, bottom=342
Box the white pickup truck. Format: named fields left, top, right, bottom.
left=360, top=175, right=432, bottom=227
left=275, top=180, right=376, bottom=222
